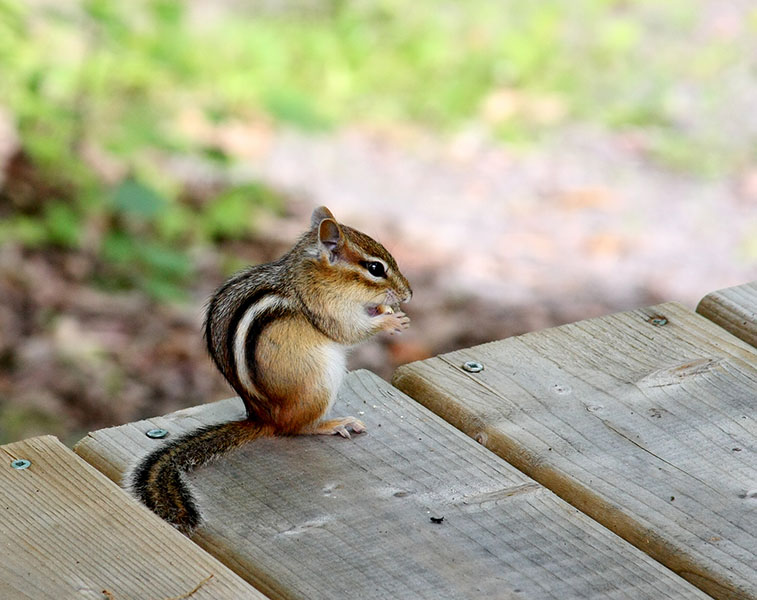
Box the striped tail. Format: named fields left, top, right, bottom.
left=130, top=420, right=271, bottom=534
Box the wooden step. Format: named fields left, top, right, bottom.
left=393, top=301, right=757, bottom=600
left=75, top=370, right=709, bottom=600
left=697, top=280, right=757, bottom=349
left=0, top=435, right=266, bottom=600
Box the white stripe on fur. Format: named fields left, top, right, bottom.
left=233, top=294, right=284, bottom=395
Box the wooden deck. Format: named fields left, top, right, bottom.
left=0, top=436, right=264, bottom=599
left=1, top=281, right=755, bottom=599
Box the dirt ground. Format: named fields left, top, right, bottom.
left=1, top=117, right=756, bottom=444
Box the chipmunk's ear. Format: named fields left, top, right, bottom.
left=317, top=217, right=343, bottom=260
left=311, top=206, right=336, bottom=229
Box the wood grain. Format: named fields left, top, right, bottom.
left=75, top=370, right=709, bottom=600
left=0, top=435, right=265, bottom=600
left=697, top=280, right=757, bottom=348
left=393, top=302, right=757, bottom=600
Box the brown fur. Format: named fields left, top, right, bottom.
left=131, top=206, right=411, bottom=532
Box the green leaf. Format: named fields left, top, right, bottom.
left=112, top=178, right=167, bottom=219
left=264, top=89, right=332, bottom=131
left=44, top=201, right=81, bottom=247
left=203, top=188, right=254, bottom=241
left=203, top=182, right=283, bottom=241
left=101, top=231, right=138, bottom=263
left=140, top=275, right=187, bottom=302
left=100, top=231, right=193, bottom=300
left=0, top=216, right=47, bottom=247
left=137, top=242, right=192, bottom=279
left=148, top=0, right=184, bottom=26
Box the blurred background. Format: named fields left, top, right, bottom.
left=0, top=0, right=755, bottom=444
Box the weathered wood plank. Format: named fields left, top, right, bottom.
left=697, top=280, right=757, bottom=348
left=76, top=370, right=709, bottom=600
left=393, top=302, right=757, bottom=600
left=0, top=435, right=266, bottom=600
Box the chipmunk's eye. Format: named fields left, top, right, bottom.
left=361, top=261, right=386, bottom=278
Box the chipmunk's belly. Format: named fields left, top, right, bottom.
left=318, top=342, right=347, bottom=411
left=254, top=314, right=346, bottom=411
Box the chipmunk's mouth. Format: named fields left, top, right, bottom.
left=365, top=303, right=399, bottom=317
left=366, top=290, right=405, bottom=317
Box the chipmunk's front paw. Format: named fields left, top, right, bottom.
left=377, top=308, right=410, bottom=334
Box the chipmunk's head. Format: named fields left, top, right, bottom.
left=306, top=206, right=412, bottom=316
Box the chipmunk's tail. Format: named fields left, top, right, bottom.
left=130, top=420, right=272, bottom=534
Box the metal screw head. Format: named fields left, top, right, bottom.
left=146, top=428, right=168, bottom=439
left=648, top=315, right=668, bottom=327
left=10, top=459, right=31, bottom=470
left=462, top=361, right=484, bottom=373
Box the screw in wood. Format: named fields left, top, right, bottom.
left=462, top=361, right=484, bottom=373
left=648, top=315, right=668, bottom=326
left=146, top=428, right=168, bottom=439
left=10, top=459, right=31, bottom=470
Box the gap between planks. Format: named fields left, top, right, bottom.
left=393, top=301, right=757, bottom=600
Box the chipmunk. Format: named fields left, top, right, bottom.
left=131, top=206, right=412, bottom=534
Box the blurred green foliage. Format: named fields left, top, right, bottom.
left=0, top=0, right=754, bottom=299
left=0, top=404, right=69, bottom=445
left=0, top=0, right=292, bottom=300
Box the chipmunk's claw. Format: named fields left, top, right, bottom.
left=335, top=425, right=351, bottom=439
left=311, top=417, right=366, bottom=438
